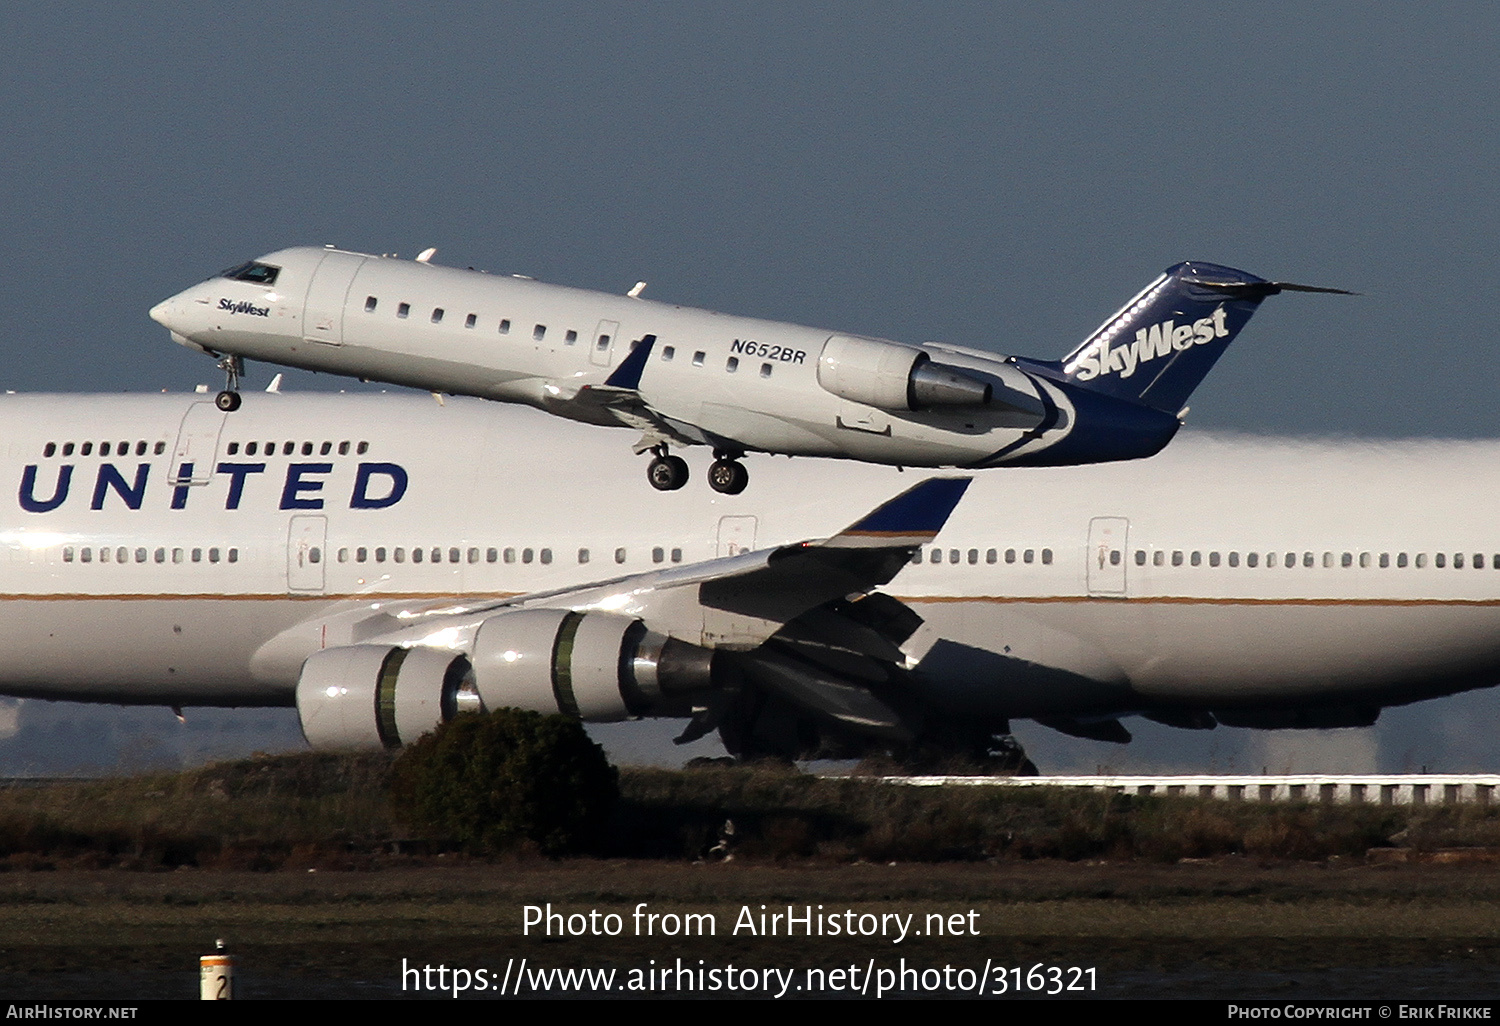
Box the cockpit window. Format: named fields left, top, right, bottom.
left=218, top=261, right=280, bottom=286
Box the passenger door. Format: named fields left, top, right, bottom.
left=301, top=251, right=368, bottom=346
left=1087, top=516, right=1129, bottom=597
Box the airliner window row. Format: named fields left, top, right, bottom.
left=61, top=546, right=239, bottom=564
left=361, top=296, right=766, bottom=377
left=42, top=441, right=372, bottom=459
left=42, top=441, right=167, bottom=458
left=914, top=548, right=1054, bottom=565
left=223, top=441, right=371, bottom=457
left=1132, top=549, right=1500, bottom=570
left=366, top=296, right=599, bottom=353
left=329, top=545, right=686, bottom=566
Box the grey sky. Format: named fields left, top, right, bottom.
left=1, top=4, right=1497, bottom=773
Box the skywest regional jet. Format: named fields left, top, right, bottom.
left=150, top=248, right=1346, bottom=494
left=3, top=390, right=1498, bottom=763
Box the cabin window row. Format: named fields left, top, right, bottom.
left=62, top=546, right=239, bottom=564
left=912, top=547, right=1054, bottom=565
left=1131, top=549, right=1500, bottom=570
left=225, top=440, right=370, bottom=457
left=657, top=346, right=773, bottom=378
left=43, top=441, right=167, bottom=458
left=367, top=297, right=602, bottom=352
left=332, top=545, right=685, bottom=565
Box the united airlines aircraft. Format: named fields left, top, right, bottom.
left=150, top=248, right=1346, bottom=494
left=2, top=389, right=1496, bottom=764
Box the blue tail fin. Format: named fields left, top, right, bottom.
left=1029, top=262, right=1283, bottom=414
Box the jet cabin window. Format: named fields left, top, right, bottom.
left=220, top=261, right=280, bottom=286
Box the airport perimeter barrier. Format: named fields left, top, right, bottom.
left=872, top=775, right=1500, bottom=806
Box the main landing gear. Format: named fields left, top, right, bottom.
left=644, top=447, right=751, bottom=494
left=214, top=355, right=244, bottom=412
left=646, top=446, right=690, bottom=491
left=707, top=450, right=749, bottom=495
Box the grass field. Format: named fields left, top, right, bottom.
left=0, top=754, right=1497, bottom=998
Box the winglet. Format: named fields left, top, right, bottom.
left=604, top=334, right=656, bottom=389
left=825, top=477, right=971, bottom=549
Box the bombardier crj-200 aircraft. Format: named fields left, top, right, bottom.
left=3, top=390, right=1500, bottom=765
left=150, top=249, right=1346, bottom=493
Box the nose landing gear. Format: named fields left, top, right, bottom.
left=214, top=355, right=244, bottom=412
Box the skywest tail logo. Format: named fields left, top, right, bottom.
left=1073, top=306, right=1229, bottom=381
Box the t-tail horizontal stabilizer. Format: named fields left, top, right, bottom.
left=1024, top=261, right=1353, bottom=416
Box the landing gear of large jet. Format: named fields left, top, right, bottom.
left=646, top=447, right=690, bottom=491
left=214, top=355, right=244, bottom=412
left=708, top=452, right=749, bottom=495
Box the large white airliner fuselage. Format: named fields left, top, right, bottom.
left=2, top=391, right=1497, bottom=752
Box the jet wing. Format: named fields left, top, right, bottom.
left=560, top=335, right=700, bottom=449
left=551, top=476, right=969, bottom=648
left=322, top=476, right=971, bottom=655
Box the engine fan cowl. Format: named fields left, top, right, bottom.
left=470, top=609, right=716, bottom=721
left=296, top=644, right=477, bottom=750
left=818, top=334, right=994, bottom=412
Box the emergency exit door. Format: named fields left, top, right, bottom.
left=1087, top=517, right=1129, bottom=597
left=287, top=515, right=328, bottom=594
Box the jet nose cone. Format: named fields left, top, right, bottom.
left=149, top=299, right=174, bottom=327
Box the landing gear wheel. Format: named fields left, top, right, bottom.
left=647, top=455, right=690, bottom=491
left=708, top=458, right=749, bottom=495
left=215, top=354, right=244, bottom=413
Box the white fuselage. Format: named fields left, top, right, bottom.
left=1, top=391, right=1496, bottom=729
left=150, top=247, right=1069, bottom=468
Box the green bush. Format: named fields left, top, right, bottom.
left=390, top=709, right=618, bottom=855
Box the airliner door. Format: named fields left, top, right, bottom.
left=1087, top=517, right=1129, bottom=597
left=302, top=251, right=368, bottom=346
left=287, top=515, right=328, bottom=594
left=717, top=515, right=758, bottom=557
left=169, top=402, right=226, bottom=485
left=591, top=320, right=620, bottom=367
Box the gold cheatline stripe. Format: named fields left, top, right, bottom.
left=905, top=595, right=1500, bottom=607
left=0, top=591, right=1497, bottom=608
left=0, top=591, right=524, bottom=602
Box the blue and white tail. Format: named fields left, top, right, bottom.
left=1026, top=261, right=1345, bottom=415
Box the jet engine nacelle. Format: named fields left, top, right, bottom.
left=817, top=335, right=993, bottom=412
left=469, top=609, right=716, bottom=722
left=294, top=611, right=718, bottom=751
left=296, top=644, right=478, bottom=750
